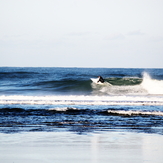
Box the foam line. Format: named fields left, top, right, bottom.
left=108, top=110, right=163, bottom=116
left=0, top=95, right=163, bottom=106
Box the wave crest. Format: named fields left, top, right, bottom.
left=141, top=72, right=163, bottom=95
left=107, top=110, right=163, bottom=116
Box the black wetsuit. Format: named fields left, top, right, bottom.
left=98, top=76, right=104, bottom=83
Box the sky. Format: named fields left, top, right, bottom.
left=0, top=0, right=163, bottom=68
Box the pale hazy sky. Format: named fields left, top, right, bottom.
left=0, top=0, right=163, bottom=68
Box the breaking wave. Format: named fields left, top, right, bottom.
left=91, top=72, right=163, bottom=95
left=141, top=72, right=163, bottom=94
left=1, top=107, right=163, bottom=117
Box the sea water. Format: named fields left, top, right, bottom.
left=0, top=67, right=163, bottom=134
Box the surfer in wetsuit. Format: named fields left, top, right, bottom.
left=97, top=76, right=104, bottom=83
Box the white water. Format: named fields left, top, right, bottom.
left=141, top=72, right=163, bottom=94
left=0, top=94, right=163, bottom=105
left=108, top=110, right=163, bottom=116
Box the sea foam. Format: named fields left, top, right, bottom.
left=141, top=72, right=163, bottom=94
left=107, top=110, right=163, bottom=116
left=0, top=95, right=163, bottom=106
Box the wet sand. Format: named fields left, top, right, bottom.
left=0, top=131, right=163, bottom=163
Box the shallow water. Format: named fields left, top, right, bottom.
left=0, top=104, right=163, bottom=134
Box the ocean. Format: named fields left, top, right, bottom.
left=0, top=67, right=163, bottom=134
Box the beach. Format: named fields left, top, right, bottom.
left=0, top=130, right=163, bottom=163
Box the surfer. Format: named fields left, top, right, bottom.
left=97, top=76, right=104, bottom=83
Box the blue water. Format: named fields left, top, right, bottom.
left=0, top=67, right=163, bottom=134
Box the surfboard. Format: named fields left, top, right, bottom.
left=90, top=78, right=112, bottom=86
left=90, top=78, right=104, bottom=85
